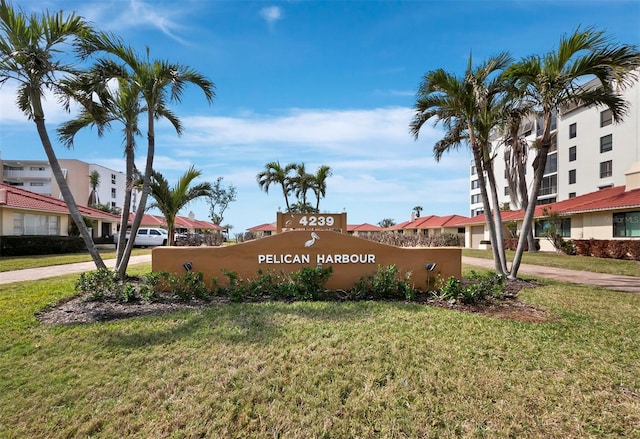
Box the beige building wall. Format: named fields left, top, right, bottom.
left=54, top=159, right=90, bottom=205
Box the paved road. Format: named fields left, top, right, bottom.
left=0, top=254, right=152, bottom=285
left=462, top=256, right=640, bottom=293
left=1, top=254, right=638, bottom=293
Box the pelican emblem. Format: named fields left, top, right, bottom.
left=304, top=232, right=320, bottom=247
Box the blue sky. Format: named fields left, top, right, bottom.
left=1, top=0, right=639, bottom=234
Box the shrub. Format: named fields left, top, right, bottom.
left=0, top=236, right=85, bottom=256
left=436, top=271, right=504, bottom=304
left=607, top=240, right=627, bottom=259
left=573, top=240, right=591, bottom=256
left=75, top=268, right=122, bottom=301
left=590, top=239, right=609, bottom=258
left=349, top=265, right=416, bottom=300
left=291, top=266, right=333, bottom=300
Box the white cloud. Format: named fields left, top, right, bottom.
left=0, top=84, right=81, bottom=124
left=260, top=6, right=282, bottom=26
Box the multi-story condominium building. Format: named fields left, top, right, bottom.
left=0, top=156, right=139, bottom=212
left=470, top=74, right=639, bottom=216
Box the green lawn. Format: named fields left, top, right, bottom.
left=0, top=248, right=152, bottom=272
left=463, top=248, right=640, bottom=277
left=1, top=263, right=639, bottom=438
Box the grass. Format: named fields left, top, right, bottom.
left=463, top=248, right=640, bottom=277
left=1, top=263, right=639, bottom=437
left=0, top=248, right=152, bottom=272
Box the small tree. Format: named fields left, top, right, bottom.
left=539, top=208, right=575, bottom=255
left=147, top=166, right=212, bottom=246
left=208, top=177, right=237, bottom=225
left=413, top=206, right=423, bottom=218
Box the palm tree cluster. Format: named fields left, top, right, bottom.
left=0, top=0, right=215, bottom=277
left=146, top=166, right=213, bottom=246
left=411, top=26, right=640, bottom=279
left=257, top=162, right=332, bottom=213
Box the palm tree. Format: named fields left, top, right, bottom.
left=412, top=206, right=423, bottom=218
left=505, top=27, right=640, bottom=278
left=147, top=166, right=213, bottom=246
left=289, top=163, right=314, bottom=209
left=256, top=161, right=296, bottom=211
left=88, top=170, right=101, bottom=207
left=80, top=32, right=215, bottom=274
left=499, top=95, right=537, bottom=252
left=411, top=53, right=513, bottom=275
left=311, top=165, right=332, bottom=211
left=378, top=218, right=396, bottom=228
left=58, top=75, right=144, bottom=275
left=0, top=0, right=106, bottom=269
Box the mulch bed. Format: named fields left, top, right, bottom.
left=37, top=278, right=556, bottom=325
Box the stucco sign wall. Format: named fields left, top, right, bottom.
left=153, top=230, right=461, bottom=291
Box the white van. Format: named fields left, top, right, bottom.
left=114, top=228, right=168, bottom=247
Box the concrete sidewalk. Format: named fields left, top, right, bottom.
left=463, top=256, right=640, bottom=293
left=0, top=254, right=152, bottom=285
left=1, top=254, right=638, bottom=293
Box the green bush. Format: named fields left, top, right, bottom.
left=349, top=265, right=416, bottom=300
left=436, top=270, right=504, bottom=304
left=0, top=235, right=85, bottom=256
left=75, top=268, right=122, bottom=301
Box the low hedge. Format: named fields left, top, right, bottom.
left=0, top=236, right=86, bottom=256
left=573, top=239, right=640, bottom=261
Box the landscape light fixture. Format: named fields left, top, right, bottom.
left=183, top=262, right=193, bottom=272
left=425, top=262, right=437, bottom=271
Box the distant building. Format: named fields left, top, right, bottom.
left=470, top=73, right=640, bottom=215
left=0, top=155, right=139, bottom=212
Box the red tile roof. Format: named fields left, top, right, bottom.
left=348, top=223, right=384, bottom=232
left=247, top=223, right=277, bottom=232
left=0, top=183, right=120, bottom=220
left=450, top=185, right=640, bottom=226
left=126, top=213, right=221, bottom=230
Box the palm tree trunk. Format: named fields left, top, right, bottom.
left=116, top=112, right=155, bottom=277
left=281, top=184, right=290, bottom=211
left=510, top=113, right=553, bottom=279
left=485, top=157, right=508, bottom=273
left=115, top=133, right=135, bottom=268
left=472, top=142, right=507, bottom=275
left=34, top=116, right=106, bottom=270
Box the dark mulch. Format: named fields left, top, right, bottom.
left=37, top=278, right=555, bottom=325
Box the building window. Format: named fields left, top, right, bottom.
left=613, top=211, right=640, bottom=237
left=13, top=213, right=60, bottom=235
left=569, top=192, right=576, bottom=198
left=471, top=194, right=480, bottom=204
left=471, top=179, right=479, bottom=189
left=540, top=174, right=557, bottom=196
left=111, top=202, right=117, bottom=208
left=535, top=218, right=571, bottom=238
left=544, top=152, right=557, bottom=175
left=30, top=182, right=44, bottom=187
left=569, top=169, right=576, bottom=185
left=600, top=134, right=612, bottom=153
left=111, top=173, right=116, bottom=184
left=29, top=166, right=45, bottom=171
left=504, top=186, right=509, bottom=196
left=111, top=188, right=117, bottom=199
left=600, top=109, right=612, bottom=127
left=569, top=146, right=576, bottom=162
left=471, top=166, right=477, bottom=175
left=537, top=197, right=556, bottom=205
left=600, top=160, right=613, bottom=178
left=569, top=123, right=577, bottom=139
